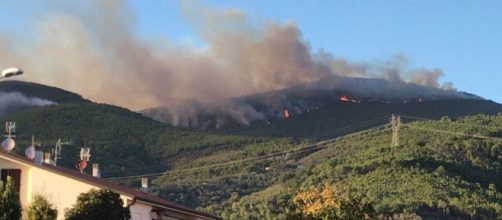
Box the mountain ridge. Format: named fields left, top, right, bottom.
left=1, top=79, right=502, bottom=219
left=141, top=76, right=490, bottom=130
left=0, top=80, right=89, bottom=104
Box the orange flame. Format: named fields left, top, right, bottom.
left=283, top=109, right=290, bottom=118
left=340, top=96, right=360, bottom=103
left=340, top=96, right=350, bottom=102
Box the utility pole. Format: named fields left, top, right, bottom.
left=390, top=114, right=401, bottom=147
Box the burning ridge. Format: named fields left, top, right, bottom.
left=140, top=76, right=481, bottom=129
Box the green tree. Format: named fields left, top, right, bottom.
left=0, top=176, right=22, bottom=220
left=24, top=194, right=57, bottom=220
left=64, top=189, right=130, bottom=220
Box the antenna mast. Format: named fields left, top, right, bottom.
left=390, top=114, right=401, bottom=147
left=4, top=121, right=15, bottom=138
left=51, top=138, right=70, bottom=166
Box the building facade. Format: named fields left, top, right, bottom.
left=0, top=151, right=219, bottom=220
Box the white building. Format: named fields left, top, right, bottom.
left=0, top=151, right=219, bottom=220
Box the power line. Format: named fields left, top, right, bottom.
left=301, top=115, right=390, bottom=140
left=104, top=114, right=501, bottom=181
left=403, top=124, right=502, bottom=142
left=103, top=123, right=390, bottom=181
left=103, top=115, right=454, bottom=180
left=105, top=114, right=500, bottom=181
left=104, top=144, right=324, bottom=181
left=398, top=114, right=502, bottom=131
left=398, top=114, right=502, bottom=141
left=396, top=114, right=433, bottom=121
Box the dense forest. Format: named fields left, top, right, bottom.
left=187, top=114, right=502, bottom=219
left=4, top=105, right=502, bottom=219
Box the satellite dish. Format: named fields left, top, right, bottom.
left=1, top=67, right=23, bottom=78
left=76, top=160, right=87, bottom=173
left=25, top=136, right=37, bottom=160
left=25, top=145, right=35, bottom=160
left=76, top=147, right=91, bottom=173
left=2, top=138, right=15, bottom=152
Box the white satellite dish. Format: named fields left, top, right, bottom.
left=25, top=145, right=35, bottom=160
left=25, top=136, right=37, bottom=160
left=2, top=138, right=15, bottom=152
left=1, top=67, right=23, bottom=78
left=2, top=122, right=16, bottom=152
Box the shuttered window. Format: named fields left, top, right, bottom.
left=1, top=169, right=21, bottom=193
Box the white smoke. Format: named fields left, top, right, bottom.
left=0, top=92, right=56, bottom=115
left=0, top=0, right=458, bottom=127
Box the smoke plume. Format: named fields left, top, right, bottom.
left=0, top=0, right=456, bottom=127
left=0, top=92, right=56, bottom=116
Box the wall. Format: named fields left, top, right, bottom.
left=0, top=156, right=138, bottom=220
left=130, top=202, right=153, bottom=220
left=0, top=155, right=203, bottom=220
left=30, top=165, right=102, bottom=219
left=0, top=158, right=31, bottom=209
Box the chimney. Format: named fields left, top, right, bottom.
left=140, top=177, right=149, bottom=193
left=43, top=152, right=52, bottom=164
left=92, top=163, right=100, bottom=178
left=34, top=150, right=43, bottom=165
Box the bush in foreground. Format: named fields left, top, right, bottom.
left=24, top=194, right=57, bottom=220
left=64, top=189, right=130, bottom=220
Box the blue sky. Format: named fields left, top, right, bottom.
left=129, top=0, right=502, bottom=102
left=1, top=0, right=501, bottom=103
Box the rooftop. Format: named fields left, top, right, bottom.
left=0, top=150, right=220, bottom=220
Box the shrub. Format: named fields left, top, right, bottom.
left=0, top=176, right=22, bottom=220
left=64, top=189, right=130, bottom=220
left=24, top=194, right=57, bottom=220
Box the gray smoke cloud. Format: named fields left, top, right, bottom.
left=0, top=92, right=56, bottom=116
left=0, top=0, right=456, bottom=127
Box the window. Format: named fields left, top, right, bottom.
left=1, top=169, right=21, bottom=193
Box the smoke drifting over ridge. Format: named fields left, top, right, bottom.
left=1, top=1, right=455, bottom=126
left=0, top=92, right=55, bottom=116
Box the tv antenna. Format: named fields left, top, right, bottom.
left=51, top=138, right=71, bottom=166
left=76, top=147, right=91, bottom=173
left=2, top=121, right=16, bottom=153
left=4, top=121, right=15, bottom=138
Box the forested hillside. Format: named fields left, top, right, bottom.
left=0, top=80, right=88, bottom=103
left=3, top=103, right=502, bottom=219
left=1, top=81, right=502, bottom=219
left=2, top=103, right=290, bottom=177
left=174, top=114, right=502, bottom=219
